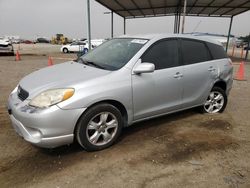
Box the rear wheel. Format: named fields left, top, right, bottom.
left=203, top=87, right=227, bottom=113
left=63, top=48, right=68, bottom=53
left=76, top=103, right=123, bottom=151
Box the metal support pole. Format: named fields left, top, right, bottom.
left=174, top=14, right=177, bottom=33
left=87, top=0, right=91, bottom=50
left=181, top=0, right=187, bottom=34
left=123, top=18, right=126, bottom=35
left=177, top=12, right=181, bottom=33
left=226, top=16, right=233, bottom=52
left=111, top=11, right=114, bottom=38
left=245, top=33, right=250, bottom=60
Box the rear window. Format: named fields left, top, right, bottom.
left=206, top=42, right=228, bottom=60
left=181, top=39, right=211, bottom=65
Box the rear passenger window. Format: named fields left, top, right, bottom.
left=206, top=42, right=228, bottom=59
left=142, top=39, right=179, bottom=70
left=181, top=39, right=211, bottom=65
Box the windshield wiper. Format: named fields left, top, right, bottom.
left=79, top=58, right=105, bottom=69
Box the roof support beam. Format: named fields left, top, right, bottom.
left=115, top=6, right=250, bottom=12
left=209, top=0, right=234, bottom=15
left=188, top=0, right=199, bottom=14
left=131, top=0, right=145, bottom=17
left=125, top=14, right=232, bottom=19
left=148, top=0, right=155, bottom=16
left=233, top=8, right=249, bottom=16
left=220, top=0, right=250, bottom=16
left=198, top=0, right=217, bottom=15
left=113, top=0, right=135, bottom=17
left=226, top=16, right=233, bottom=52
left=164, top=0, right=167, bottom=15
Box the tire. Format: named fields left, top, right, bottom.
left=202, top=87, right=227, bottom=113
left=75, top=103, right=123, bottom=151
left=63, top=48, right=68, bottom=53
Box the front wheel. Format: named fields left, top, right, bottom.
left=202, top=87, right=227, bottom=113
left=75, top=103, right=123, bottom=151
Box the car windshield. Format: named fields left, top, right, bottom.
left=80, top=38, right=148, bottom=70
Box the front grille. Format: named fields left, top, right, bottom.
left=17, top=86, right=29, bottom=101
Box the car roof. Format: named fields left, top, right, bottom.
left=118, top=33, right=222, bottom=46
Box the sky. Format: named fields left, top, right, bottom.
left=0, top=0, right=250, bottom=40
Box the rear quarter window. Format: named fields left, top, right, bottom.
left=206, top=42, right=228, bottom=60
left=181, top=39, right=211, bottom=65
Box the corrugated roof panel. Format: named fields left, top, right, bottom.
left=243, top=2, right=250, bottom=8
left=98, top=0, right=123, bottom=10
left=211, top=7, right=232, bottom=16
left=166, top=7, right=177, bottom=14
left=118, top=0, right=137, bottom=9
left=164, top=0, right=179, bottom=6
left=210, top=0, right=228, bottom=7
left=189, top=7, right=204, bottom=14
left=135, top=0, right=151, bottom=9
left=96, top=0, right=250, bottom=18
left=130, top=10, right=144, bottom=16
left=200, top=7, right=219, bottom=14
left=150, top=0, right=166, bottom=7
left=225, top=7, right=249, bottom=15
left=227, top=0, right=249, bottom=6
left=154, top=8, right=166, bottom=14
left=142, top=8, right=155, bottom=16
left=196, top=0, right=215, bottom=6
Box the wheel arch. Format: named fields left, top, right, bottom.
left=74, top=99, right=128, bottom=138
left=213, top=80, right=227, bottom=91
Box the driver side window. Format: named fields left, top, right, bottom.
left=141, top=39, right=179, bottom=70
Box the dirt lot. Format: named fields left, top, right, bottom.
left=0, top=44, right=250, bottom=188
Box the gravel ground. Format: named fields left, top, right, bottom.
left=0, top=44, right=250, bottom=188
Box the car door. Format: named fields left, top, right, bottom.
left=69, top=42, right=79, bottom=52
left=180, top=38, right=218, bottom=108
left=132, top=39, right=184, bottom=121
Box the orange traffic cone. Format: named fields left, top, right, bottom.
left=15, top=50, right=21, bottom=61
left=48, top=56, right=53, bottom=66
left=234, top=61, right=246, bottom=81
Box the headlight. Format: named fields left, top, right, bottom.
left=29, top=88, right=74, bottom=108
left=11, top=86, right=18, bottom=94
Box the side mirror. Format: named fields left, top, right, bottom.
left=133, top=62, right=155, bottom=74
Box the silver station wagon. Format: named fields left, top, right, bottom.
left=8, top=34, right=233, bottom=151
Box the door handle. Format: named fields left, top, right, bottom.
left=208, top=66, right=216, bottom=72
left=174, top=72, right=183, bottom=78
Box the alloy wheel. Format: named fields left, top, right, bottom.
left=204, top=91, right=224, bottom=113
left=86, top=112, right=118, bottom=146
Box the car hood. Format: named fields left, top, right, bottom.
left=19, top=61, right=111, bottom=96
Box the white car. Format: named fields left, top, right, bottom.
left=61, top=41, right=88, bottom=53
left=0, top=39, right=14, bottom=55
left=61, top=39, right=105, bottom=53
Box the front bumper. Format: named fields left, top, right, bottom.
left=8, top=91, right=86, bottom=148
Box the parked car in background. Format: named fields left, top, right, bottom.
left=36, top=38, right=50, bottom=43
left=61, top=41, right=88, bottom=53
left=8, top=34, right=233, bottom=151
left=22, top=40, right=34, bottom=44
left=0, top=38, right=11, bottom=45
left=61, top=40, right=105, bottom=53
left=0, top=43, right=14, bottom=55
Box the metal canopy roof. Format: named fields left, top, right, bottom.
left=96, top=0, right=250, bottom=18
